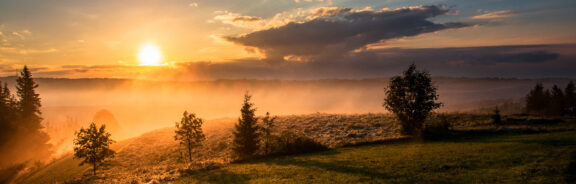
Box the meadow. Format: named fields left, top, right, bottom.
left=17, top=113, right=576, bottom=183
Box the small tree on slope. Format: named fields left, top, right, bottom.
left=384, top=64, right=442, bottom=136
left=174, top=111, right=205, bottom=163
left=73, top=122, right=115, bottom=175
left=232, top=92, right=260, bottom=160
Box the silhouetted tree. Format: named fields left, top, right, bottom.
left=492, top=107, right=503, bottom=126
left=73, top=122, right=115, bottom=176
left=260, top=112, right=277, bottom=155
left=565, top=81, right=576, bottom=116
left=232, top=92, right=260, bottom=160
left=549, top=85, right=565, bottom=116
left=17, top=66, right=42, bottom=127
left=384, top=64, right=442, bottom=136
left=0, top=82, right=17, bottom=148
left=174, top=111, right=205, bottom=163
left=525, top=83, right=549, bottom=115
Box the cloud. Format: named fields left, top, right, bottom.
left=4, top=44, right=572, bottom=80
left=232, top=16, right=263, bottom=22
left=213, top=11, right=264, bottom=29
left=225, top=5, right=469, bottom=63
left=312, top=7, right=351, bottom=16
left=189, top=2, right=198, bottom=7
left=473, top=10, right=515, bottom=19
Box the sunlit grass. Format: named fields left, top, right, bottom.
left=176, top=131, right=576, bottom=183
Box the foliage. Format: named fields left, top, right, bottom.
left=525, top=81, right=576, bottom=116
left=384, top=64, right=442, bottom=136
left=423, top=114, right=452, bottom=138
left=491, top=107, right=503, bottom=126
left=0, top=66, right=51, bottom=170
left=232, top=92, right=260, bottom=160
left=73, top=122, right=115, bottom=175
left=260, top=112, right=277, bottom=155
left=267, top=131, right=328, bottom=156
left=175, top=111, right=206, bottom=163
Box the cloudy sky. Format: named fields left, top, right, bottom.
left=0, top=0, right=575, bottom=79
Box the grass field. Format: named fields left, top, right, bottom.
left=176, top=131, right=576, bottom=184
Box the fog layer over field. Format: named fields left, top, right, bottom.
left=1, top=77, right=571, bottom=155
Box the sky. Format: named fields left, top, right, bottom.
left=0, top=0, right=575, bottom=80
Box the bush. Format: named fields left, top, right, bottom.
left=267, top=131, right=328, bottom=156
left=423, top=114, right=452, bottom=138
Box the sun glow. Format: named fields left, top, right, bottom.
left=138, top=43, right=163, bottom=66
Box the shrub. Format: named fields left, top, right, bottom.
left=423, top=114, right=452, bottom=138
left=267, top=131, right=328, bottom=156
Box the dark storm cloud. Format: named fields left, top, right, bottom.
left=225, top=5, right=469, bottom=62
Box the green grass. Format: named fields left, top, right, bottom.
left=19, top=155, right=89, bottom=184
left=176, top=131, right=576, bottom=184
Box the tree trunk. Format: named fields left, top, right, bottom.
left=93, top=160, right=96, bottom=176
left=188, top=141, right=192, bottom=163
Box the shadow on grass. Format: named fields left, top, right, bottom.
left=183, top=169, right=251, bottom=184
left=263, top=157, right=392, bottom=180
left=566, top=151, right=576, bottom=183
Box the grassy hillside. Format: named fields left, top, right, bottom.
left=176, top=131, right=576, bottom=184
left=18, top=114, right=575, bottom=183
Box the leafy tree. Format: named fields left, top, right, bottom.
left=525, top=83, right=549, bottom=115
left=565, top=81, right=576, bottom=116
left=73, top=122, right=115, bottom=175
left=384, top=64, right=442, bottom=136
left=260, top=112, right=277, bottom=155
left=174, top=111, right=205, bottom=163
left=232, top=92, right=260, bottom=160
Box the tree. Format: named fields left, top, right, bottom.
left=232, top=92, right=260, bottom=160
left=260, top=112, right=277, bottom=155
left=565, top=81, right=576, bottom=116
left=384, top=64, right=442, bottom=136
left=17, top=66, right=42, bottom=128
left=549, top=85, right=565, bottom=116
left=525, top=83, right=549, bottom=115
left=73, top=122, right=115, bottom=175
left=492, top=107, right=503, bottom=126
left=174, top=111, right=205, bottom=163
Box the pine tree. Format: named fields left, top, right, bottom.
left=549, top=85, right=565, bottom=116
left=73, top=122, right=115, bottom=175
left=384, top=64, right=442, bottom=136
left=525, top=83, right=549, bottom=115
left=174, top=111, right=205, bottom=163
left=232, top=92, right=260, bottom=160
left=260, top=112, right=277, bottom=155
left=565, top=81, right=576, bottom=116
left=17, top=66, right=42, bottom=128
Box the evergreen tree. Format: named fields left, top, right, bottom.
left=549, top=85, right=565, bottom=116
left=565, top=81, right=576, bottom=116
left=17, top=66, right=42, bottom=128
left=525, top=83, right=549, bottom=115
left=260, top=112, right=277, bottom=155
left=232, top=92, right=260, bottom=160
left=492, top=107, right=503, bottom=126
left=174, top=111, right=205, bottom=163
left=73, top=122, right=115, bottom=175
left=384, top=64, right=442, bottom=136
left=0, top=82, right=16, bottom=147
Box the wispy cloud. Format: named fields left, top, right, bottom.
left=473, top=10, right=515, bottom=19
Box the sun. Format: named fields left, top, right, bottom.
left=138, top=43, right=163, bottom=66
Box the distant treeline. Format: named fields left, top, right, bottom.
left=525, top=81, right=576, bottom=116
